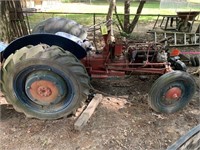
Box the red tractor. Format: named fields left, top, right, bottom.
left=0, top=18, right=196, bottom=120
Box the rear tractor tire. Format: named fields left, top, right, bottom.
left=148, top=71, right=196, bottom=113
left=1, top=44, right=91, bottom=119
left=32, top=17, right=87, bottom=40
left=177, top=21, right=192, bottom=32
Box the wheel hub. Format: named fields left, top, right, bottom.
left=37, top=86, right=52, bottom=97
left=165, top=87, right=182, bottom=101
left=29, top=80, right=59, bottom=104
left=25, top=71, right=67, bottom=105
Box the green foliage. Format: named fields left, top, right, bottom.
left=28, top=13, right=95, bottom=29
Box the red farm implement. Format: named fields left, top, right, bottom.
left=0, top=18, right=196, bottom=120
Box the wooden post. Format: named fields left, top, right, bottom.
left=1, top=0, right=29, bottom=42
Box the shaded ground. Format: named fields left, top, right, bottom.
left=0, top=69, right=199, bottom=150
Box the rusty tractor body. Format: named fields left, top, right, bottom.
left=0, top=18, right=196, bottom=120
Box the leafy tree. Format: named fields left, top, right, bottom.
left=115, top=0, right=146, bottom=34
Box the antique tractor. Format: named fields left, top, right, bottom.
left=0, top=18, right=196, bottom=120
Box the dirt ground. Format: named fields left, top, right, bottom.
left=0, top=67, right=200, bottom=150
left=0, top=27, right=200, bottom=149
left=0, top=72, right=199, bottom=150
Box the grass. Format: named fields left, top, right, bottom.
left=61, top=0, right=160, bottom=8
left=28, top=13, right=102, bottom=29
left=27, top=1, right=200, bottom=30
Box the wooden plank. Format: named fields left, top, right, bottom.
left=74, top=94, right=103, bottom=131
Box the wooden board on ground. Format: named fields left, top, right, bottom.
left=74, top=94, right=103, bottom=131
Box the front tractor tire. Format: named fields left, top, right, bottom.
left=148, top=71, right=196, bottom=113
left=1, top=44, right=91, bottom=119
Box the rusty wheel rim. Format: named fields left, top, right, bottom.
left=25, top=71, right=67, bottom=106
left=162, top=86, right=182, bottom=105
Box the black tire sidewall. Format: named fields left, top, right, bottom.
left=148, top=71, right=196, bottom=113
left=6, top=59, right=82, bottom=119
left=178, top=21, right=191, bottom=32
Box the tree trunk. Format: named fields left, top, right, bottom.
left=106, top=0, right=116, bottom=43
left=1, top=0, right=29, bottom=43
left=114, top=5, right=123, bottom=31
left=1, top=1, right=12, bottom=43
left=128, top=0, right=146, bottom=33
left=106, top=0, right=116, bottom=21
left=124, top=0, right=130, bottom=33
left=115, top=0, right=146, bottom=34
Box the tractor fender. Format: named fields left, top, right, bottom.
left=1, top=33, right=87, bottom=62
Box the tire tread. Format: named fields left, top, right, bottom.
left=1, top=44, right=91, bottom=119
